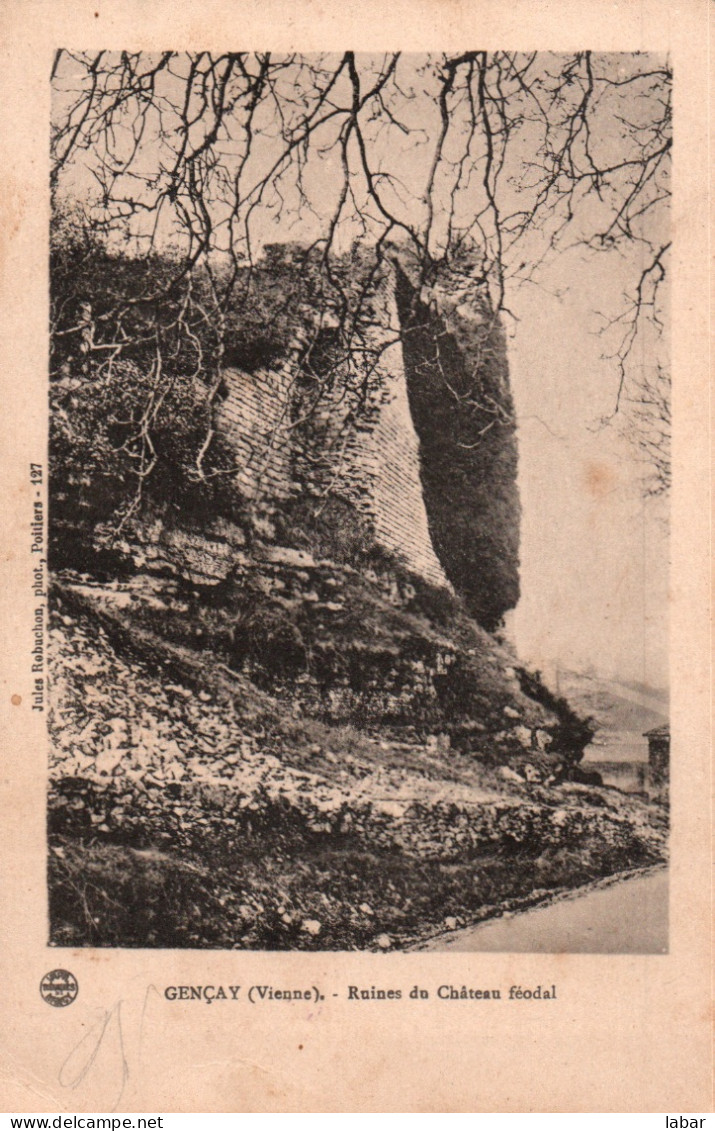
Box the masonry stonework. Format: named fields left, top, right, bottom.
left=101, top=258, right=518, bottom=627
left=216, top=364, right=295, bottom=503
left=214, top=270, right=449, bottom=589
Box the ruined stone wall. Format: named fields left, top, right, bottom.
left=113, top=258, right=518, bottom=613
left=351, top=337, right=448, bottom=588
left=215, top=363, right=295, bottom=502
left=213, top=274, right=448, bottom=589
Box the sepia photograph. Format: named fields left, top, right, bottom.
left=46, top=49, right=672, bottom=954
left=0, top=0, right=712, bottom=1112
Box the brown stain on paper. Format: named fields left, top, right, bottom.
left=583, top=459, right=618, bottom=501
left=0, top=177, right=26, bottom=273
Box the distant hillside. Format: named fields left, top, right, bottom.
left=555, top=669, right=668, bottom=768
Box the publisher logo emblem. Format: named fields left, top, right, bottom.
left=40, top=969, right=78, bottom=1007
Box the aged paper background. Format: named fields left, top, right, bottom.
left=0, top=0, right=711, bottom=1113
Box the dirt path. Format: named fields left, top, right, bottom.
left=413, top=866, right=668, bottom=953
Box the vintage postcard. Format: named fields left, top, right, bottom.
left=0, top=0, right=711, bottom=1114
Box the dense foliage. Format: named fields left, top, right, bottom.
left=49, top=214, right=393, bottom=559
left=395, top=264, right=520, bottom=631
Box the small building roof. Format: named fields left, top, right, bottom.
left=643, top=724, right=670, bottom=739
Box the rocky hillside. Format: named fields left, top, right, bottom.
left=48, top=550, right=667, bottom=950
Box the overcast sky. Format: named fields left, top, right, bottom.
left=508, top=249, right=668, bottom=692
